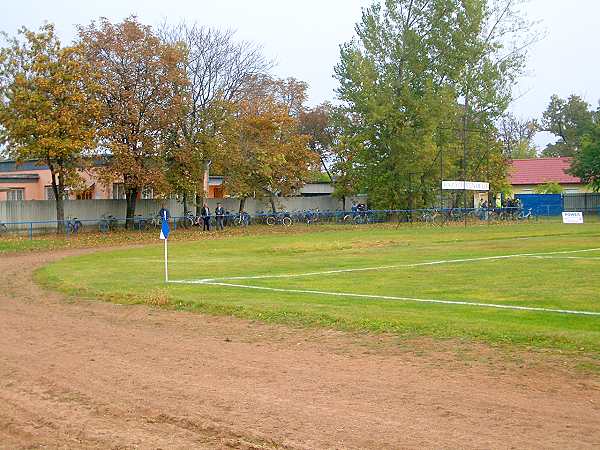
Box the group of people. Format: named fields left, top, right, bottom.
left=158, top=202, right=227, bottom=232
left=198, top=202, right=227, bottom=231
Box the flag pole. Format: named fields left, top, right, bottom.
left=164, top=237, right=169, bottom=283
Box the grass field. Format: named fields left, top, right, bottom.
left=37, top=221, right=600, bottom=356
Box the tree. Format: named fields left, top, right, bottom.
left=333, top=0, right=534, bottom=209
left=298, top=102, right=338, bottom=180
left=78, top=17, right=187, bottom=227
left=534, top=181, right=564, bottom=194
left=224, top=75, right=317, bottom=212
left=569, top=119, right=600, bottom=191
left=498, top=114, right=538, bottom=159
left=540, top=94, right=594, bottom=157
left=0, top=24, right=100, bottom=231
left=160, top=23, right=271, bottom=214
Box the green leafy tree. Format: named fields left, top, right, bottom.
left=498, top=114, right=538, bottom=159
left=333, top=0, right=534, bottom=209
left=0, top=24, right=100, bottom=231
left=541, top=95, right=594, bottom=157
left=569, top=119, right=600, bottom=191
left=298, top=102, right=338, bottom=181
left=534, top=181, right=564, bottom=194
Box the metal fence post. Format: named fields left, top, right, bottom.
left=28, top=222, right=33, bottom=240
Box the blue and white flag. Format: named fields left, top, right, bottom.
left=159, top=210, right=170, bottom=240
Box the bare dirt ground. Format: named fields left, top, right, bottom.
left=1, top=250, right=599, bottom=449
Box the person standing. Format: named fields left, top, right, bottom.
left=201, top=203, right=211, bottom=231
left=215, top=202, right=225, bottom=231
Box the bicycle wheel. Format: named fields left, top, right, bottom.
left=0, top=223, right=7, bottom=234
left=266, top=216, right=276, bottom=226
left=282, top=216, right=292, bottom=227
left=99, top=220, right=109, bottom=233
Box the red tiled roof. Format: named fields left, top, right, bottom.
left=509, top=157, right=582, bottom=185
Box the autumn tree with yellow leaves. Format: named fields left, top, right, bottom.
left=77, top=17, right=187, bottom=227
left=0, top=24, right=101, bottom=231
left=225, top=75, right=318, bottom=213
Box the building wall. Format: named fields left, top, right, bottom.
left=511, top=183, right=591, bottom=195
left=0, top=168, right=52, bottom=201
left=0, top=168, right=113, bottom=201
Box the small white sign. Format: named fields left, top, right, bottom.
left=562, top=212, right=584, bottom=224
left=442, top=180, right=490, bottom=191
left=465, top=181, right=490, bottom=191
left=442, top=180, right=464, bottom=190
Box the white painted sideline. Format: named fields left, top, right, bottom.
left=167, top=280, right=600, bottom=317
left=188, top=247, right=600, bottom=283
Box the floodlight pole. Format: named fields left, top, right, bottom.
left=462, top=92, right=470, bottom=228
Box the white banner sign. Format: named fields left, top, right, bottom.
left=562, top=212, right=584, bottom=224
left=442, top=181, right=490, bottom=191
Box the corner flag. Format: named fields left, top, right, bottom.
left=159, top=210, right=170, bottom=240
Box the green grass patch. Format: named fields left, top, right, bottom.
left=37, top=221, right=600, bottom=356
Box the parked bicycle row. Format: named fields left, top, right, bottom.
left=0, top=206, right=538, bottom=238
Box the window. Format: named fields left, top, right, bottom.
left=141, top=186, right=154, bottom=199
left=76, top=185, right=94, bottom=200
left=112, top=183, right=126, bottom=200
left=45, top=186, right=69, bottom=200
left=7, top=188, right=25, bottom=201
left=45, top=186, right=56, bottom=200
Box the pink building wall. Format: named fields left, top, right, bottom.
left=0, top=167, right=112, bottom=201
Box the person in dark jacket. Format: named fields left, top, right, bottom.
left=201, top=203, right=211, bottom=231
left=215, top=202, right=225, bottom=230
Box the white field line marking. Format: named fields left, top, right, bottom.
left=185, top=247, right=600, bottom=283
left=167, top=280, right=600, bottom=317
left=526, top=256, right=600, bottom=260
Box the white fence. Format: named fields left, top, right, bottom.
left=0, top=195, right=364, bottom=226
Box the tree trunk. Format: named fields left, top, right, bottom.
left=195, top=190, right=203, bottom=216
left=125, top=187, right=138, bottom=229
left=50, top=168, right=65, bottom=234
left=319, top=155, right=334, bottom=182
left=238, top=197, right=246, bottom=213
left=183, top=192, right=189, bottom=216
left=197, top=160, right=212, bottom=215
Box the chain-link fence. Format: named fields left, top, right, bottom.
left=0, top=206, right=563, bottom=240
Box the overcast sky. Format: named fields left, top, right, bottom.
left=2, top=0, right=599, bottom=148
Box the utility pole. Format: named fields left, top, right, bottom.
left=440, top=146, right=444, bottom=210
left=408, top=172, right=414, bottom=222
left=462, top=92, right=469, bottom=227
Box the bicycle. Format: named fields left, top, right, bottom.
left=177, top=211, right=198, bottom=229
left=233, top=211, right=251, bottom=227
left=133, top=215, right=150, bottom=231
left=99, top=214, right=118, bottom=233
left=266, top=212, right=292, bottom=227
left=150, top=213, right=162, bottom=229
left=304, top=209, right=320, bottom=225
left=66, top=216, right=83, bottom=234
left=517, top=208, right=533, bottom=221
left=0, top=221, right=7, bottom=234
left=421, top=209, right=440, bottom=226
left=353, top=210, right=371, bottom=224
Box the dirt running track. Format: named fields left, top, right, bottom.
left=1, top=250, right=599, bottom=449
